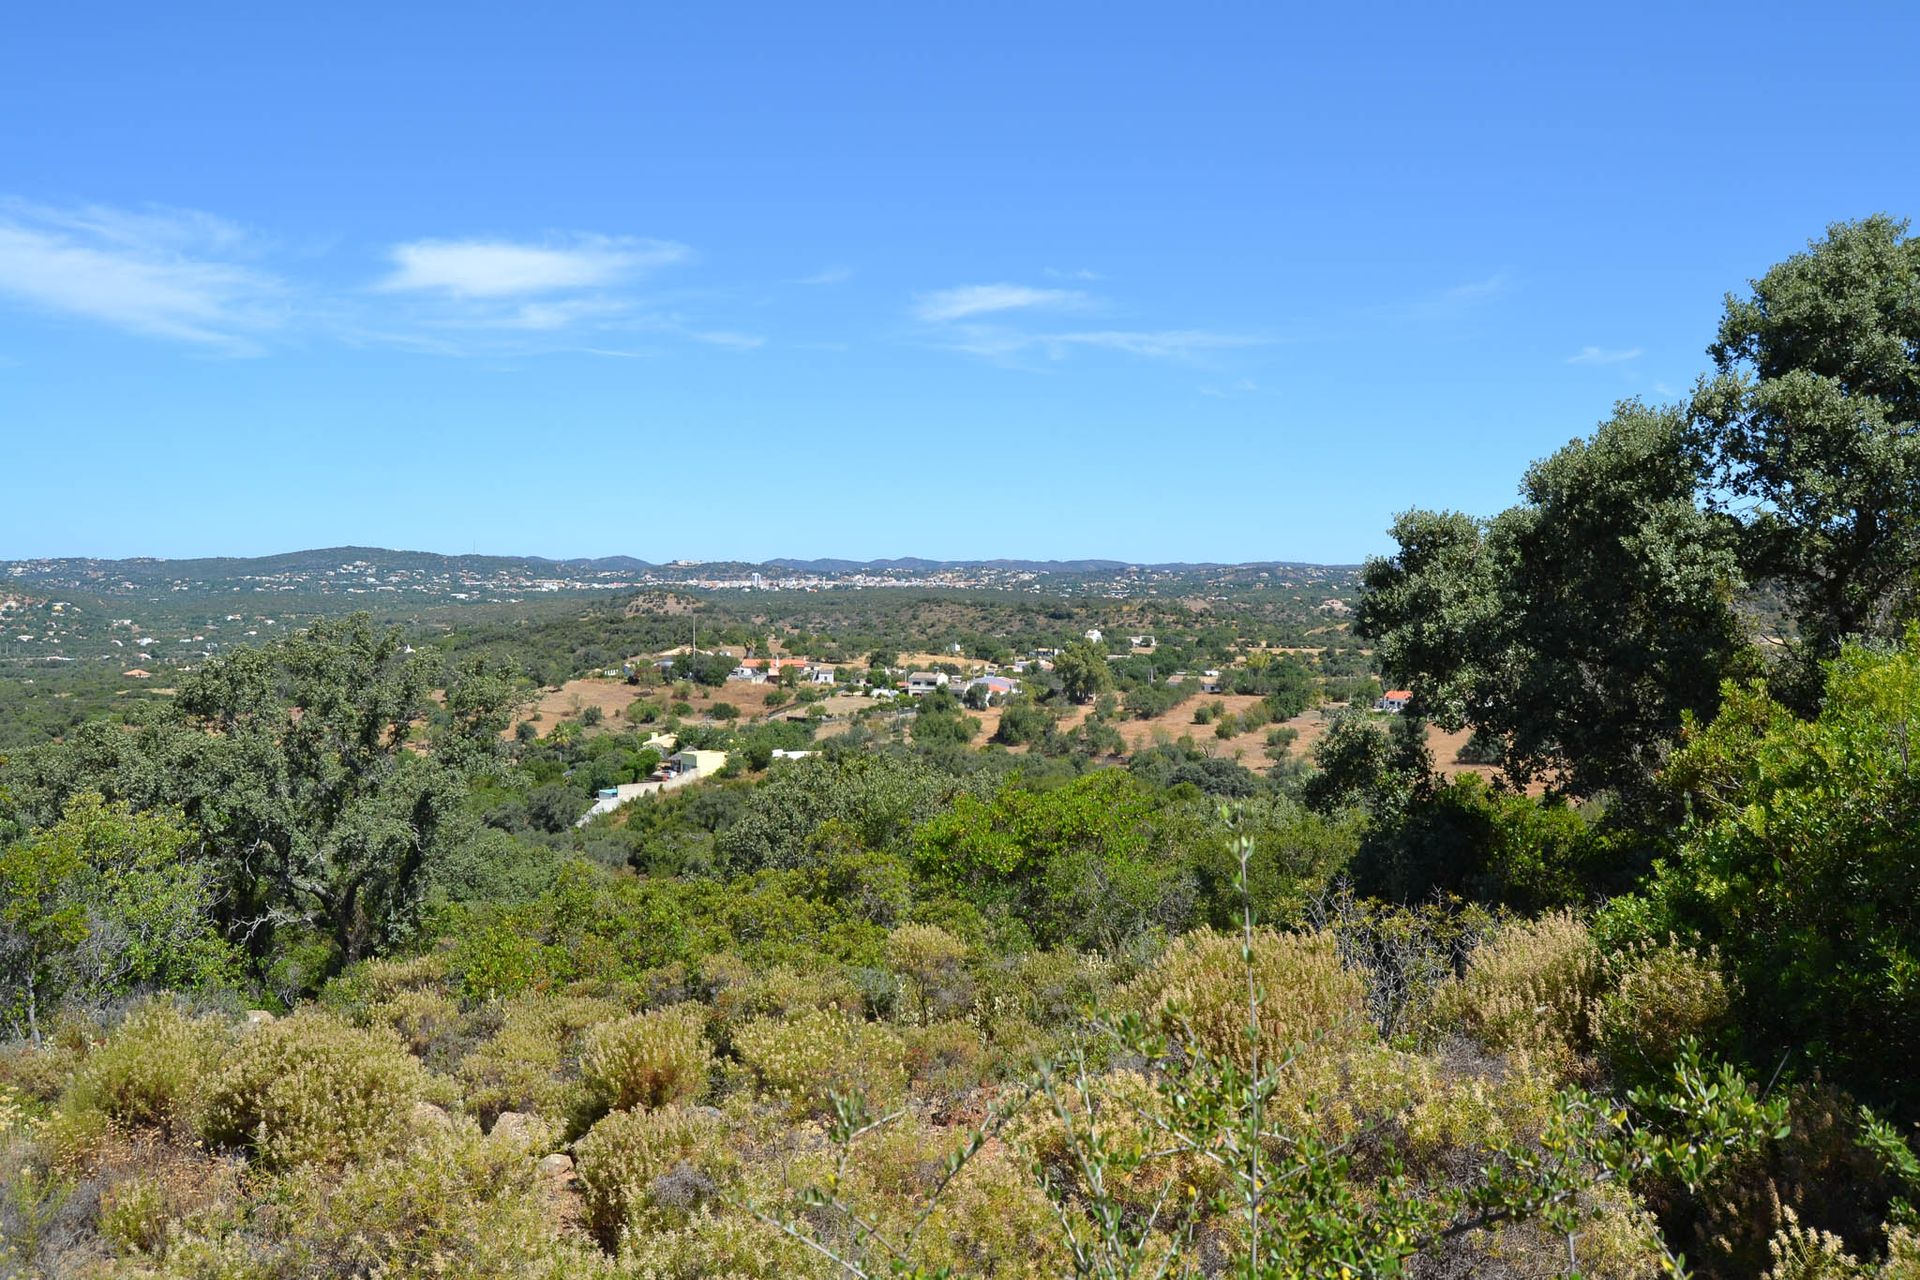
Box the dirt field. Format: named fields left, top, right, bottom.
left=956, top=694, right=1504, bottom=779
left=516, top=678, right=647, bottom=734
left=513, top=673, right=822, bottom=738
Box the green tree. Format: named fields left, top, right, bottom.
left=1359, top=401, right=1749, bottom=800
left=1615, top=628, right=1920, bottom=1106
left=910, top=688, right=975, bottom=749
left=1052, top=642, right=1114, bottom=705
left=1, top=614, right=517, bottom=981
left=1690, top=215, right=1920, bottom=703
left=0, top=793, right=234, bottom=1043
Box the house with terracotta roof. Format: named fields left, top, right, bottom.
left=1375, top=689, right=1412, bottom=713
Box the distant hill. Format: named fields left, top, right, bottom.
left=762, top=556, right=1355, bottom=573
left=4, top=548, right=1359, bottom=588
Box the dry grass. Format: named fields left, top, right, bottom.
left=963, top=692, right=1514, bottom=781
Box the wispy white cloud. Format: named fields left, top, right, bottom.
left=1442, top=272, right=1511, bottom=304
left=1044, top=266, right=1102, bottom=282
left=932, top=324, right=1265, bottom=364
left=0, top=201, right=281, bottom=351
left=377, top=234, right=689, bottom=297
left=498, top=298, right=633, bottom=331
left=912, top=277, right=1262, bottom=366
left=1049, top=330, right=1261, bottom=359
left=686, top=329, right=765, bottom=350
left=1567, top=344, right=1643, bottom=366
left=794, top=264, right=852, bottom=286
left=363, top=232, right=752, bottom=355
left=913, top=282, right=1091, bottom=323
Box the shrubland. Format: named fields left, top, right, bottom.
left=3, top=217, right=1920, bottom=1276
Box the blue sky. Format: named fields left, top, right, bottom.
left=2, top=2, right=1916, bottom=564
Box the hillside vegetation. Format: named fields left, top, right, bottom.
left=4, top=217, right=1920, bottom=1278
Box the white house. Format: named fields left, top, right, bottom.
left=1375, top=690, right=1412, bottom=714
left=805, top=665, right=837, bottom=685
left=666, top=749, right=730, bottom=778
left=1084, top=628, right=1103, bottom=643
left=906, top=671, right=949, bottom=696
left=964, top=675, right=1019, bottom=701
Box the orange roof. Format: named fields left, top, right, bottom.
left=1382, top=690, right=1411, bottom=700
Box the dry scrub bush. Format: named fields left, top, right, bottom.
left=731, top=1009, right=907, bottom=1117
left=618, top=1204, right=827, bottom=1280
left=580, top=1003, right=713, bottom=1112
left=703, top=957, right=861, bottom=1040
left=1756, top=1206, right=1920, bottom=1279
left=574, top=1104, right=734, bottom=1243
left=201, top=1010, right=426, bottom=1169
left=1124, top=927, right=1373, bottom=1066
left=818, top=1112, right=1065, bottom=1279
left=968, top=948, right=1117, bottom=1063
left=1399, top=1044, right=1560, bottom=1163
left=1009, top=1067, right=1226, bottom=1219
left=1438, top=910, right=1601, bottom=1079
left=368, top=987, right=469, bottom=1063
left=64, top=999, right=226, bottom=1139
left=883, top=923, right=974, bottom=1027
left=901, top=1020, right=989, bottom=1104
left=1443, top=1178, right=1666, bottom=1279
left=0, top=1011, right=101, bottom=1105
left=458, top=993, right=625, bottom=1125
left=16, top=1126, right=243, bottom=1274
left=1592, top=940, right=1731, bottom=1085
left=249, top=1122, right=577, bottom=1279
left=327, top=952, right=451, bottom=1009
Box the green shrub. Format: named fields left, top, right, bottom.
left=580, top=1003, right=713, bottom=1113
left=732, top=1009, right=907, bottom=1116
left=64, top=998, right=224, bottom=1138
left=574, top=1104, right=733, bottom=1243
left=619, top=1205, right=827, bottom=1278
left=201, top=1011, right=426, bottom=1168
left=1439, top=911, right=1600, bottom=1078
left=1592, top=941, right=1731, bottom=1086
left=1126, top=928, right=1374, bottom=1066
left=449, top=914, right=541, bottom=1001
left=883, top=923, right=973, bottom=1027
left=458, top=993, right=624, bottom=1126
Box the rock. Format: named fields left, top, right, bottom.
left=489, top=1110, right=543, bottom=1148
left=411, top=1100, right=453, bottom=1129
left=536, top=1151, right=587, bottom=1237
left=243, top=1009, right=276, bottom=1025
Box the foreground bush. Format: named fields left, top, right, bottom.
left=1439, top=910, right=1600, bottom=1077
left=574, top=1103, right=733, bottom=1243
left=580, top=1002, right=713, bottom=1112
left=64, top=999, right=225, bottom=1138
left=459, top=993, right=625, bottom=1126
left=733, top=1008, right=907, bottom=1116
left=200, top=1010, right=426, bottom=1169
left=1125, top=926, right=1374, bottom=1064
